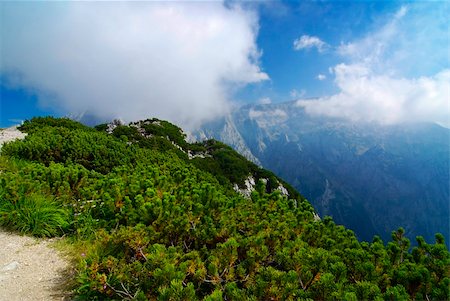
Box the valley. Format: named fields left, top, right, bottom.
left=196, top=101, right=450, bottom=245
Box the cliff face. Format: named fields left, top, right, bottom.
left=193, top=115, right=261, bottom=166
left=195, top=101, right=450, bottom=244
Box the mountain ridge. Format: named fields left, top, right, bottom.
left=194, top=101, right=450, bottom=245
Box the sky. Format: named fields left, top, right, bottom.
left=1, top=1, right=449, bottom=129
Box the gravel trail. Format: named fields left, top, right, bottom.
left=0, top=230, right=71, bottom=301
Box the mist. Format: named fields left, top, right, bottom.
left=1, top=2, right=268, bottom=130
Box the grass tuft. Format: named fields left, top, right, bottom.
left=0, top=194, right=69, bottom=237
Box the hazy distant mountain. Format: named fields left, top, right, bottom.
left=68, top=112, right=110, bottom=127
left=195, top=101, right=450, bottom=244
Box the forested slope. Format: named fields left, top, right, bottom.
left=0, top=117, right=448, bottom=300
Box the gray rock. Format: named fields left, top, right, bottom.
left=1, top=261, right=19, bottom=272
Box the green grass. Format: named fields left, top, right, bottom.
left=0, top=194, right=70, bottom=237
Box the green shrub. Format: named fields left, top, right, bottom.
left=0, top=194, right=69, bottom=237
left=2, top=126, right=134, bottom=173
left=1, top=117, right=448, bottom=300
left=19, top=116, right=91, bottom=133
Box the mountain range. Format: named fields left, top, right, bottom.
left=194, top=101, right=450, bottom=245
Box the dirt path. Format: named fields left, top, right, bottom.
left=0, top=230, right=71, bottom=301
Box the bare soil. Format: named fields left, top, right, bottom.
left=0, top=230, right=71, bottom=301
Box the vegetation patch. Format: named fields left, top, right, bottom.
left=0, top=117, right=448, bottom=300
left=0, top=193, right=69, bottom=237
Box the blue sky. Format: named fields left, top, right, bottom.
left=239, top=1, right=448, bottom=103
left=1, top=1, right=449, bottom=128
left=241, top=1, right=395, bottom=101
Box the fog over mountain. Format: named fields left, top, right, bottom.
left=1, top=2, right=267, bottom=130
left=194, top=101, right=450, bottom=245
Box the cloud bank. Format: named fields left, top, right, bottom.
left=249, top=108, right=287, bottom=128
left=297, top=4, right=450, bottom=127
left=1, top=2, right=268, bottom=129
left=298, top=65, right=450, bottom=125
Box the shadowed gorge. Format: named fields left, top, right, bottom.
left=196, top=101, right=450, bottom=246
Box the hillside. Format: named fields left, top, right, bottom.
left=195, top=101, right=450, bottom=245
left=0, top=117, right=448, bottom=300
left=94, top=118, right=303, bottom=200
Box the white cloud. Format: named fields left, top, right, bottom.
left=316, top=74, right=326, bottom=81
left=293, top=35, right=328, bottom=53
left=299, top=4, right=450, bottom=127
left=249, top=108, right=288, bottom=128
left=290, top=89, right=306, bottom=99
left=336, top=4, right=448, bottom=77
left=249, top=108, right=286, bottom=119
left=395, top=5, right=408, bottom=19
left=297, top=65, right=450, bottom=126
left=0, top=2, right=268, bottom=130
left=257, top=97, right=272, bottom=105
left=336, top=6, right=406, bottom=71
